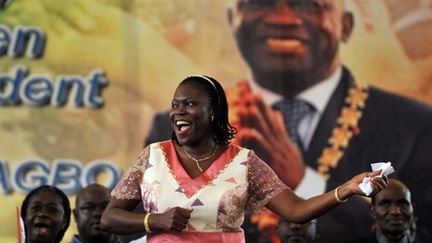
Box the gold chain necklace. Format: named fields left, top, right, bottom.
left=317, top=82, right=369, bottom=179
left=184, top=145, right=218, bottom=172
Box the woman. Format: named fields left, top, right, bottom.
left=101, top=75, right=387, bottom=242
left=21, top=185, right=71, bottom=243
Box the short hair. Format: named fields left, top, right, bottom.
left=75, top=183, right=109, bottom=207
left=371, top=179, right=410, bottom=205
left=172, top=75, right=237, bottom=145
left=21, top=185, right=71, bottom=243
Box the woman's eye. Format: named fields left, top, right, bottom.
left=47, top=206, right=60, bottom=214
left=31, top=205, right=41, bottom=211
left=171, top=103, right=178, bottom=109
left=187, top=101, right=195, bottom=106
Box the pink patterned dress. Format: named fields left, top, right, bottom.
left=112, top=140, right=288, bottom=243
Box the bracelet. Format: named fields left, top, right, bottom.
left=144, top=213, right=152, bottom=233
left=335, top=186, right=348, bottom=203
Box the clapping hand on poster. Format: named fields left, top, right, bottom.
left=228, top=81, right=306, bottom=189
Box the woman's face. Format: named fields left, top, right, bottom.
left=25, top=190, right=66, bottom=243
left=169, top=83, right=213, bottom=146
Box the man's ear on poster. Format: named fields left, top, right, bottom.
left=342, top=11, right=354, bottom=42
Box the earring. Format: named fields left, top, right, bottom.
left=211, top=115, right=214, bottom=122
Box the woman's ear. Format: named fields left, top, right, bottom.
left=62, top=215, right=69, bottom=230
left=209, top=108, right=215, bottom=122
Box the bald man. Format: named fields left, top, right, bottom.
left=347, top=179, right=416, bottom=243
left=71, top=184, right=119, bottom=243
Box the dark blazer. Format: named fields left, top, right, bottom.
left=345, top=234, right=379, bottom=243
left=144, top=67, right=432, bottom=243
left=145, top=111, right=171, bottom=146
left=345, top=233, right=412, bottom=243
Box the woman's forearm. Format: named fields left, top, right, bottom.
left=101, top=207, right=147, bottom=235
left=267, top=187, right=344, bottom=223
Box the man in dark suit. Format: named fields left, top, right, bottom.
left=347, top=179, right=416, bottom=243
left=145, top=0, right=432, bottom=242
left=72, top=184, right=120, bottom=243
left=276, top=218, right=319, bottom=243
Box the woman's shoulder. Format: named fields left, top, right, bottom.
left=228, top=143, right=251, bottom=152
left=144, top=139, right=173, bottom=152
left=146, top=139, right=172, bottom=147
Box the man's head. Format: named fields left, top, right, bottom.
left=73, top=184, right=113, bottom=243
left=371, top=179, right=414, bottom=241
left=276, top=219, right=318, bottom=243
left=228, top=0, right=354, bottom=96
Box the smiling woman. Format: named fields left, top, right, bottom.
left=20, top=185, right=71, bottom=243
left=101, top=75, right=388, bottom=243
left=168, top=76, right=237, bottom=177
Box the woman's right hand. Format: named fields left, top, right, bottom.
left=149, top=207, right=193, bottom=232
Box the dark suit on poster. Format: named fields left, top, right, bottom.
left=144, top=67, right=432, bottom=243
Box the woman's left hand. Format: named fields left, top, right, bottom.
left=339, top=170, right=388, bottom=199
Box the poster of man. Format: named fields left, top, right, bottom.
left=1, top=0, right=431, bottom=242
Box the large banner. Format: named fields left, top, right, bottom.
left=1, top=0, right=431, bottom=242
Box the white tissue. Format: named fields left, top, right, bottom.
left=359, top=162, right=394, bottom=196
left=371, top=162, right=395, bottom=176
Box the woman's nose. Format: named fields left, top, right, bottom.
left=174, top=104, right=187, bottom=114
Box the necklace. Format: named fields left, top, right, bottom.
left=317, top=82, right=369, bottom=179
left=184, top=145, right=218, bottom=172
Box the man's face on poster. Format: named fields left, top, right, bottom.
left=228, top=0, right=353, bottom=80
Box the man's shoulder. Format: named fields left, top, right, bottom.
left=152, top=110, right=170, bottom=120
left=145, top=110, right=172, bottom=146
left=342, top=66, right=432, bottom=113
left=357, top=86, right=432, bottom=140
left=367, top=85, right=432, bottom=121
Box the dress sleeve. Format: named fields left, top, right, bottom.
left=111, top=146, right=150, bottom=200
left=247, top=150, right=289, bottom=212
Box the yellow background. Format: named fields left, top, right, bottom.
left=1, top=0, right=431, bottom=242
